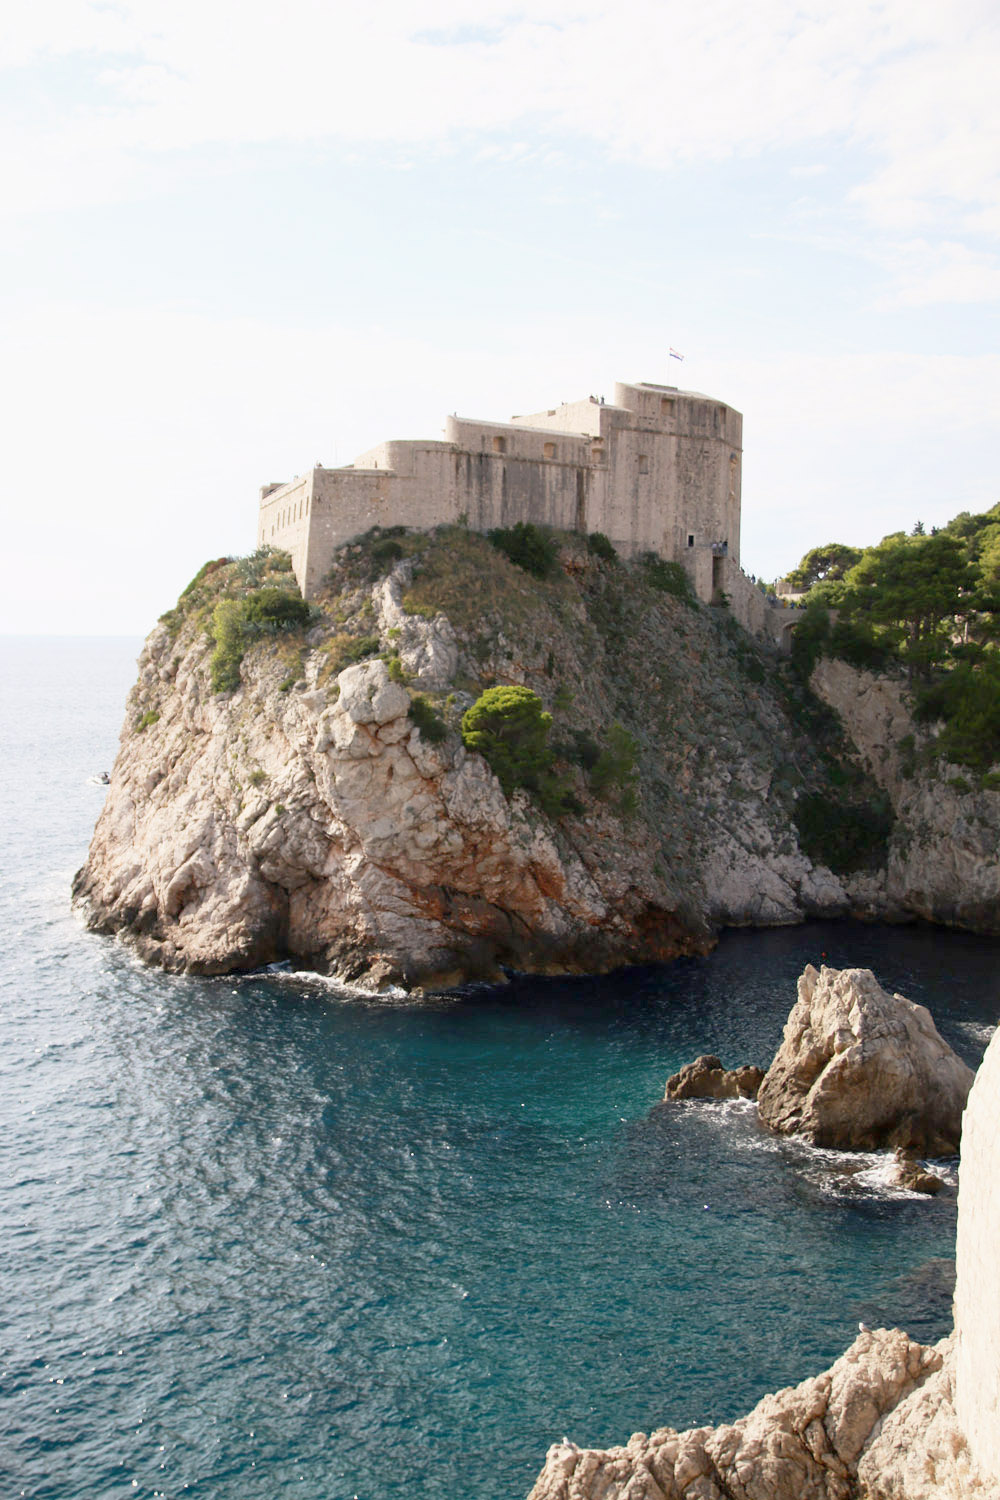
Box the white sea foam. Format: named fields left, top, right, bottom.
left=678, top=1096, right=956, bottom=1201
left=952, top=1019, right=997, bottom=1046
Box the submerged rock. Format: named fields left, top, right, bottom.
left=663, top=1054, right=764, bottom=1101
left=756, top=965, right=974, bottom=1155
left=885, top=1151, right=948, bottom=1196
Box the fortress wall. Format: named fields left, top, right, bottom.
left=257, top=474, right=312, bottom=586
left=259, top=383, right=754, bottom=626
left=457, top=453, right=598, bottom=536
left=302, top=468, right=397, bottom=596
left=444, top=416, right=592, bottom=465
left=955, top=1023, right=1000, bottom=1483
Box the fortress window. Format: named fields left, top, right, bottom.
left=493, top=436, right=506, bottom=454
left=543, top=441, right=556, bottom=460
left=639, top=454, right=650, bottom=474
left=687, top=534, right=695, bottom=548
left=661, top=397, right=674, bottom=415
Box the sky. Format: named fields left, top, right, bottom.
left=3, top=0, right=1000, bottom=634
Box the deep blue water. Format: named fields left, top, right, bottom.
left=1, top=636, right=998, bottom=1500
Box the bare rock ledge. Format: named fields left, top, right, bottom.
left=663, top=1054, right=764, bottom=1101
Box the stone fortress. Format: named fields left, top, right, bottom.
left=257, top=379, right=791, bottom=647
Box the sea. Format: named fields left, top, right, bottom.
left=1, top=635, right=998, bottom=1500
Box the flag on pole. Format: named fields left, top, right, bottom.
left=669, top=348, right=685, bottom=361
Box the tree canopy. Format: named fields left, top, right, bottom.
left=790, top=500, right=1000, bottom=772
left=785, top=543, right=863, bottom=591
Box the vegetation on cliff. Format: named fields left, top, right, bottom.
left=789, top=502, right=1000, bottom=776
left=79, top=509, right=1000, bottom=985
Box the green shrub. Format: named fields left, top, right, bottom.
left=639, top=553, right=695, bottom=602
left=136, top=709, right=160, bottom=732
left=915, top=657, right=1000, bottom=772
left=409, top=693, right=448, bottom=743
left=553, top=727, right=601, bottom=770
left=386, top=656, right=408, bottom=684
left=461, top=685, right=555, bottom=795
left=828, top=617, right=892, bottom=671
left=210, top=598, right=248, bottom=693
left=488, top=522, right=559, bottom=579
left=793, top=792, right=894, bottom=874
left=590, top=721, right=640, bottom=802
left=209, top=587, right=312, bottom=694
left=790, top=603, right=831, bottom=677
left=587, top=531, right=617, bottom=563
left=317, top=633, right=380, bottom=685
left=241, top=588, right=312, bottom=633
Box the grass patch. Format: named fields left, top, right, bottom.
left=638, top=553, right=696, bottom=603
left=316, top=633, right=380, bottom=686
left=402, top=527, right=571, bottom=635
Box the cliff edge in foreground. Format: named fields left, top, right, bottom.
left=75, top=528, right=998, bottom=986
left=528, top=1023, right=1000, bottom=1499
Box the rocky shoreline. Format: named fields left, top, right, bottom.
left=528, top=983, right=1000, bottom=1500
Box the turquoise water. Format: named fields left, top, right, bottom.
left=1, top=637, right=997, bottom=1500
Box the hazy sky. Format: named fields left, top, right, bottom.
left=4, top=0, right=999, bottom=634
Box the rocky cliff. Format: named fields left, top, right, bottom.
left=810, top=658, right=1000, bottom=934
left=75, top=528, right=997, bottom=986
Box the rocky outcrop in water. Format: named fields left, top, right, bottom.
left=75, top=649, right=705, bottom=985
left=756, top=965, right=974, bottom=1154
left=663, top=1054, right=764, bottom=1101
left=528, top=1332, right=998, bottom=1500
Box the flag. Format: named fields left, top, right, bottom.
left=669, top=348, right=684, bottom=361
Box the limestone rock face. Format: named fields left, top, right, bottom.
left=756, top=965, right=974, bottom=1154
left=858, top=1337, right=999, bottom=1500
left=663, top=1055, right=764, bottom=1101
left=75, top=639, right=709, bottom=987
left=955, top=1024, right=1000, bottom=1484
left=76, top=534, right=1000, bottom=988
left=527, top=1329, right=943, bottom=1500
left=811, top=658, right=1000, bottom=935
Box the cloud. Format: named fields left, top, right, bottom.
left=4, top=0, right=1000, bottom=248
left=874, top=240, right=1000, bottom=306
